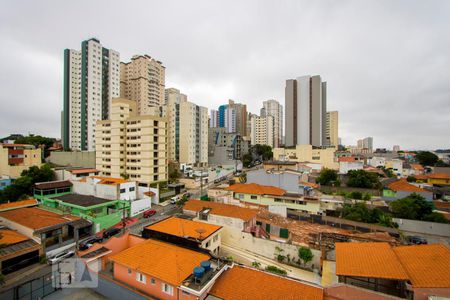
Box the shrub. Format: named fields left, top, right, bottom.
left=265, top=265, right=287, bottom=275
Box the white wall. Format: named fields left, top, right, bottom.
left=339, top=161, right=364, bottom=174
left=130, top=198, right=152, bottom=217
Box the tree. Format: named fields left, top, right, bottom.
left=381, top=167, right=395, bottom=178
left=390, top=194, right=434, bottom=220
left=168, top=162, right=180, bottom=183
left=435, top=160, right=450, bottom=167
left=423, top=212, right=450, bottom=224
left=347, top=170, right=380, bottom=189
left=253, top=144, right=273, bottom=161
left=243, top=153, right=253, bottom=168
left=14, top=134, right=56, bottom=158
left=349, top=191, right=362, bottom=200
left=415, top=151, right=438, bottom=166
left=298, top=247, right=313, bottom=267
left=406, top=176, right=417, bottom=183
left=339, top=203, right=395, bottom=226
left=316, top=168, right=340, bottom=186
left=265, top=265, right=287, bottom=275
left=251, top=261, right=261, bottom=269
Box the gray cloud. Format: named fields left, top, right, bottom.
left=0, top=0, right=449, bottom=149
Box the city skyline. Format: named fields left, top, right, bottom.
left=1, top=1, right=450, bottom=149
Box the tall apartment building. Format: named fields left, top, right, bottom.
left=0, top=144, right=42, bottom=179
left=163, top=88, right=208, bottom=166
left=250, top=115, right=275, bottom=147
left=95, top=98, right=168, bottom=186
left=210, top=109, right=219, bottom=128
left=285, top=75, right=326, bottom=147
left=261, top=99, right=283, bottom=147
left=357, top=137, right=373, bottom=151
left=325, top=111, right=339, bottom=146
left=63, top=38, right=120, bottom=151
left=217, top=100, right=247, bottom=136
left=120, top=55, right=165, bottom=115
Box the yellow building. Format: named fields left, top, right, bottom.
left=0, top=144, right=42, bottom=179
left=427, top=173, right=450, bottom=186
left=273, top=144, right=338, bottom=170
left=326, top=111, right=339, bottom=146
left=95, top=98, right=168, bottom=186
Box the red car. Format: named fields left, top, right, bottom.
left=143, top=209, right=157, bottom=218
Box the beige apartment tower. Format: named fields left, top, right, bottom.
left=261, top=99, right=283, bottom=147
left=250, top=115, right=275, bottom=148
left=120, top=55, right=165, bottom=115
left=326, top=111, right=339, bottom=146
left=95, top=98, right=168, bottom=186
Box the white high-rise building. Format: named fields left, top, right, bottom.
left=210, top=109, right=219, bottom=128
left=62, top=38, right=120, bottom=151
left=250, top=115, right=275, bottom=147
left=262, top=99, right=283, bottom=147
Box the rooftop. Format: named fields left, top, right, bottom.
left=208, top=265, right=323, bottom=300
left=91, top=176, right=129, bottom=185
left=146, top=217, right=222, bottom=241
left=54, top=194, right=114, bottom=207
left=0, top=199, right=38, bottom=212
left=387, top=179, right=429, bottom=193
left=335, top=242, right=409, bottom=280
left=109, top=239, right=210, bottom=286
left=0, top=207, right=79, bottom=230
left=264, top=161, right=297, bottom=166
left=409, top=164, right=424, bottom=171
left=0, top=229, right=29, bottom=245
left=225, top=183, right=286, bottom=196
left=338, top=157, right=357, bottom=162
left=184, top=200, right=258, bottom=222
left=34, top=180, right=73, bottom=190
left=1, top=144, right=35, bottom=149
left=428, top=173, right=450, bottom=180
left=69, top=168, right=99, bottom=174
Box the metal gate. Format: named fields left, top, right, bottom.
left=9, top=271, right=60, bottom=300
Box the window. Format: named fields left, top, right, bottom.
left=129, top=187, right=135, bottom=192
left=250, top=195, right=257, bottom=200
left=162, top=283, right=173, bottom=295
left=205, top=241, right=210, bottom=248
left=136, top=272, right=146, bottom=283
left=120, top=188, right=126, bottom=193
left=239, top=194, right=244, bottom=200
left=150, top=278, right=156, bottom=285
left=128, top=268, right=132, bottom=275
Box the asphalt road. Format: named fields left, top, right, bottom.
left=128, top=203, right=181, bottom=235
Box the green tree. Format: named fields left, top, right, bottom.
left=349, top=191, right=362, bottom=200
left=422, top=212, right=449, bottom=224
left=406, top=176, right=417, bottom=183
left=415, top=151, right=438, bottom=166
left=251, top=261, right=261, bottom=269
left=390, top=194, right=434, bottom=220
left=14, top=134, right=56, bottom=158
left=298, top=247, right=314, bottom=267
left=168, top=162, right=180, bottom=183
left=243, top=153, right=253, bottom=168
left=253, top=144, right=273, bottom=161
left=316, top=168, right=340, bottom=186
left=347, top=170, right=380, bottom=189
left=265, top=265, right=287, bottom=275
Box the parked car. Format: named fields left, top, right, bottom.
left=78, top=236, right=103, bottom=251
left=170, top=196, right=179, bottom=204
left=48, top=250, right=75, bottom=265
left=143, top=209, right=157, bottom=218
left=408, top=236, right=427, bottom=245
left=103, top=227, right=121, bottom=239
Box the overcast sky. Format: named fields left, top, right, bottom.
left=1, top=0, right=449, bottom=150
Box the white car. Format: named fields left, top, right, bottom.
left=48, top=250, right=75, bottom=265
left=170, top=196, right=179, bottom=204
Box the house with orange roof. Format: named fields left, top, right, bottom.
left=0, top=228, right=41, bottom=275
left=0, top=199, right=38, bottom=212
left=382, top=179, right=433, bottom=201
left=108, top=238, right=228, bottom=300
left=427, top=173, right=450, bottom=186
left=54, top=167, right=100, bottom=181
left=226, top=183, right=322, bottom=215
left=335, top=242, right=450, bottom=299
left=143, top=217, right=223, bottom=255
left=0, top=207, right=92, bottom=255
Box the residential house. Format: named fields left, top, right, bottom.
left=226, top=183, right=322, bottom=215
left=382, top=179, right=433, bottom=201
left=427, top=173, right=450, bottom=187
left=402, top=164, right=424, bottom=177
left=54, top=167, right=99, bottom=181
left=0, top=207, right=91, bottom=255
left=143, top=216, right=222, bottom=255
left=338, top=157, right=364, bottom=174
left=0, top=199, right=38, bottom=212
left=273, top=145, right=338, bottom=170
left=335, top=242, right=450, bottom=299
left=246, top=169, right=312, bottom=196
left=0, top=144, right=42, bottom=179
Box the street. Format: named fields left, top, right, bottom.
left=127, top=203, right=181, bottom=235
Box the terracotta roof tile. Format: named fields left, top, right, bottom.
left=433, top=201, right=450, bottom=211
left=409, top=164, right=424, bottom=171
left=145, top=217, right=221, bottom=241
left=387, top=179, right=429, bottom=193
left=428, top=173, right=450, bottom=180
left=393, top=244, right=450, bottom=288
left=335, top=242, right=409, bottom=280
left=69, top=168, right=99, bottom=174
left=34, top=180, right=73, bottom=190
left=226, top=183, right=286, bottom=196
left=338, top=157, right=357, bottom=162
left=209, top=265, right=323, bottom=300
left=0, top=199, right=38, bottom=211
left=91, top=176, right=129, bottom=185
left=0, top=207, right=79, bottom=230
left=0, top=229, right=29, bottom=245
left=109, top=239, right=209, bottom=286
left=184, top=200, right=258, bottom=222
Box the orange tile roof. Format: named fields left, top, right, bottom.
left=209, top=266, right=323, bottom=300
left=226, top=183, right=286, bottom=196
left=0, top=199, right=38, bottom=211
left=0, top=229, right=29, bottom=245
left=145, top=217, right=222, bottom=241
left=91, top=176, right=128, bottom=185
left=409, top=164, right=424, bottom=171
left=69, top=168, right=99, bottom=174
left=109, top=239, right=209, bottom=286
left=433, top=201, right=450, bottom=210
left=428, top=173, right=450, bottom=180
left=338, top=157, right=356, bottom=162
left=299, top=181, right=320, bottom=189
left=393, top=244, right=450, bottom=288
left=387, top=179, right=429, bottom=193
left=335, top=242, right=409, bottom=280
left=184, top=200, right=258, bottom=222
left=0, top=207, right=79, bottom=230
left=414, top=174, right=428, bottom=180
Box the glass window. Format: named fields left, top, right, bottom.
left=151, top=278, right=156, bottom=285
left=136, top=272, right=146, bottom=283
left=162, top=283, right=173, bottom=295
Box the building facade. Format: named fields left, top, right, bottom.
left=217, top=100, right=247, bottom=136
left=95, top=98, right=168, bottom=186
left=63, top=38, right=120, bottom=151
left=210, top=109, right=219, bottom=128
left=273, top=144, right=338, bottom=169
left=285, top=75, right=327, bottom=147
left=326, top=111, right=339, bottom=146
left=261, top=99, right=283, bottom=147
left=0, top=144, right=42, bottom=179
left=357, top=137, right=373, bottom=152
left=120, top=55, right=165, bottom=115
left=208, top=127, right=245, bottom=165
left=250, top=115, right=275, bottom=147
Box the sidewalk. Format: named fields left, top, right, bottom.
left=321, top=260, right=338, bottom=286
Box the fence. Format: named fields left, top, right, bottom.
left=0, top=271, right=60, bottom=300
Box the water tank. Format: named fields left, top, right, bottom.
left=201, top=261, right=211, bottom=271
left=193, top=267, right=205, bottom=279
